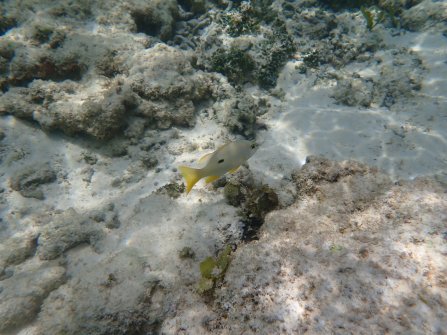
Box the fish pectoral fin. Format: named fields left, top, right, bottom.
left=228, top=166, right=240, bottom=174
left=205, top=175, right=220, bottom=184
left=198, top=152, right=213, bottom=165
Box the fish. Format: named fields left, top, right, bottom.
left=178, top=140, right=258, bottom=195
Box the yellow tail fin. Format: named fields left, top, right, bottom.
left=178, top=166, right=202, bottom=195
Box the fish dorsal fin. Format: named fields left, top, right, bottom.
left=198, top=152, right=213, bottom=165
left=228, top=166, right=240, bottom=174
left=205, top=175, right=220, bottom=184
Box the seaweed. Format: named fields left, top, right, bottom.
left=361, top=6, right=375, bottom=30
left=320, top=0, right=408, bottom=30
left=256, top=22, right=296, bottom=88
left=220, top=7, right=260, bottom=37
left=210, top=47, right=255, bottom=85
left=197, top=245, right=232, bottom=294
left=361, top=5, right=397, bottom=30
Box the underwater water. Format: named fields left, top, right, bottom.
left=0, top=0, right=446, bottom=334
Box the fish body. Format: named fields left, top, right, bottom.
left=179, top=140, right=258, bottom=194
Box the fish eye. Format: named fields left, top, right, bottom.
left=218, top=159, right=224, bottom=164
left=251, top=143, right=257, bottom=149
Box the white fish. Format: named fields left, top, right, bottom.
left=178, top=140, right=258, bottom=194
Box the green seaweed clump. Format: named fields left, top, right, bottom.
left=224, top=180, right=279, bottom=241
left=256, top=23, right=296, bottom=88
left=198, top=245, right=232, bottom=294
left=360, top=4, right=399, bottom=30
left=210, top=47, right=255, bottom=85
left=319, top=0, right=416, bottom=30
left=155, top=182, right=185, bottom=199
left=220, top=7, right=260, bottom=37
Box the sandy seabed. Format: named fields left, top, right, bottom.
left=0, top=0, right=446, bottom=334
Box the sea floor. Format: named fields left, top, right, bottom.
left=0, top=0, right=446, bottom=334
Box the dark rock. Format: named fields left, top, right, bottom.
left=292, top=155, right=368, bottom=196
left=37, top=208, right=104, bottom=260
left=9, top=163, right=57, bottom=200
left=0, top=263, right=66, bottom=333
left=224, top=181, right=244, bottom=206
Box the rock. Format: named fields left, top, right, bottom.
left=332, top=50, right=423, bottom=108
left=139, top=152, right=158, bottom=169
left=34, top=84, right=129, bottom=140
left=216, top=93, right=259, bottom=138
left=211, top=161, right=446, bottom=334
left=224, top=181, right=244, bottom=207
left=127, top=44, right=214, bottom=130
left=130, top=0, right=179, bottom=41
left=223, top=170, right=279, bottom=241
left=401, top=0, right=447, bottom=32
left=179, top=246, right=195, bottom=259
left=291, top=155, right=389, bottom=198
left=37, top=208, right=104, bottom=260
left=36, top=250, right=167, bottom=335
left=89, top=205, right=121, bottom=229
left=9, top=163, right=57, bottom=200
left=332, top=75, right=374, bottom=107
left=0, top=262, right=66, bottom=333
left=0, top=232, right=37, bottom=279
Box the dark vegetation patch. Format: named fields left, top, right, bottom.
left=209, top=22, right=295, bottom=89
left=210, top=0, right=296, bottom=89
left=0, top=9, right=17, bottom=36
left=8, top=54, right=86, bottom=89
left=178, top=0, right=207, bottom=14
left=132, top=9, right=162, bottom=38
left=319, top=0, right=423, bottom=30
left=155, top=183, right=185, bottom=199
left=318, top=0, right=421, bottom=12
left=224, top=180, right=279, bottom=241
left=210, top=47, right=256, bottom=85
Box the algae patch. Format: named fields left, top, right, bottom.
left=198, top=245, right=232, bottom=295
